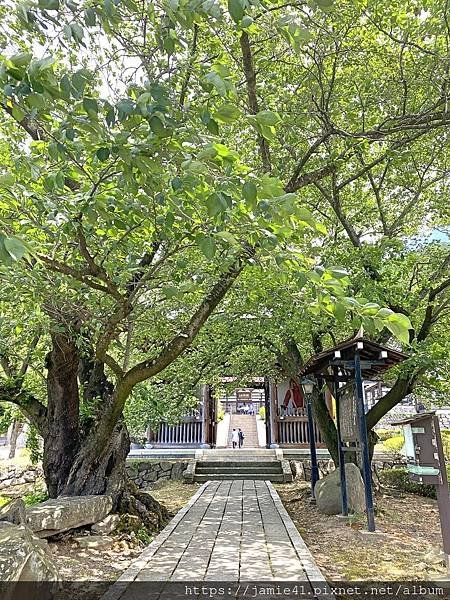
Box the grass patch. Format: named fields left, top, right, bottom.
left=23, top=487, right=48, bottom=506
left=0, top=495, right=10, bottom=508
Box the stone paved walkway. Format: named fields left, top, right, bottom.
left=103, top=480, right=332, bottom=600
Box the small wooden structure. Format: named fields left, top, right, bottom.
left=300, top=335, right=406, bottom=531
left=393, top=412, right=450, bottom=568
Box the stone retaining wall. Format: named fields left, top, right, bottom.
left=126, top=459, right=189, bottom=488
left=289, top=456, right=404, bottom=481
left=0, top=465, right=43, bottom=491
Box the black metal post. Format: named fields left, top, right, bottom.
left=306, top=393, right=319, bottom=499
left=354, top=350, right=376, bottom=532
left=333, top=367, right=348, bottom=517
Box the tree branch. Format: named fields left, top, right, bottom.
left=0, top=385, right=48, bottom=436
left=110, top=247, right=255, bottom=423
left=240, top=31, right=271, bottom=172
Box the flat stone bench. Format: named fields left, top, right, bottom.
left=26, top=495, right=112, bottom=538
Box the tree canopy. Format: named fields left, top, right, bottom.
left=0, top=0, right=448, bottom=496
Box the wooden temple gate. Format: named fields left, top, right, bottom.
left=147, top=372, right=386, bottom=449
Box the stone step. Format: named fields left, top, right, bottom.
left=193, top=474, right=287, bottom=483
left=197, top=460, right=281, bottom=468
left=228, top=414, right=259, bottom=448
left=199, top=453, right=278, bottom=461
left=196, top=465, right=282, bottom=475
left=198, top=449, right=279, bottom=459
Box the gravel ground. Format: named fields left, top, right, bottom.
left=275, top=480, right=448, bottom=581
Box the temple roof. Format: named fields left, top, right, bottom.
left=300, top=336, right=407, bottom=379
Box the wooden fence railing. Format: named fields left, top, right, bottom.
left=152, top=419, right=203, bottom=446
left=275, top=407, right=325, bottom=447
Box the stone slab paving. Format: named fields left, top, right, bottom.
left=102, top=480, right=333, bottom=600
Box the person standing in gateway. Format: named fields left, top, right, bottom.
left=231, top=428, right=239, bottom=449
left=238, top=428, right=245, bottom=448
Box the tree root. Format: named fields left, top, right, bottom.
left=118, top=481, right=170, bottom=532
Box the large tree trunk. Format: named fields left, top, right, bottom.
left=41, top=331, right=169, bottom=529
left=62, top=419, right=129, bottom=498
left=61, top=418, right=169, bottom=529
left=312, top=389, right=339, bottom=465
left=43, top=330, right=80, bottom=498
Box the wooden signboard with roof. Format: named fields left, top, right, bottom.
left=300, top=333, right=407, bottom=532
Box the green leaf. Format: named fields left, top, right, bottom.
left=258, top=122, right=276, bottom=142
left=163, top=36, right=175, bottom=55
left=84, top=8, right=97, bottom=26
left=182, top=159, right=208, bottom=174
left=288, top=23, right=312, bottom=43
left=32, top=56, right=56, bottom=73
left=243, top=181, right=257, bottom=205
left=385, top=321, right=410, bottom=345
left=361, top=302, right=380, bottom=315
left=83, top=97, right=98, bottom=117
left=26, top=93, right=46, bottom=110
left=117, top=98, right=135, bottom=117
left=0, top=173, right=15, bottom=187
left=315, top=0, right=334, bottom=9
left=11, top=105, right=25, bottom=122
left=4, top=237, right=27, bottom=261
left=10, top=52, right=32, bottom=67
left=205, top=72, right=227, bottom=97
left=162, top=286, right=179, bottom=299
left=329, top=267, right=349, bottom=279
left=171, top=177, right=182, bottom=191
left=96, top=147, right=110, bottom=161
left=215, top=231, right=239, bottom=245
left=207, top=119, right=219, bottom=135
left=206, top=193, right=228, bottom=217
left=105, top=108, right=115, bottom=127
left=70, top=23, right=85, bottom=44
left=196, top=235, right=216, bottom=260
left=197, top=145, right=218, bottom=160
left=72, top=70, right=88, bottom=95
left=255, top=110, right=281, bottom=126
left=54, top=171, right=65, bottom=189
left=149, top=115, right=167, bottom=137
left=38, top=0, right=60, bottom=9
left=0, top=236, right=13, bottom=266
left=214, top=104, right=240, bottom=124
left=376, top=308, right=394, bottom=319
left=383, top=312, right=412, bottom=345
left=333, top=303, right=346, bottom=322
left=228, top=0, right=244, bottom=23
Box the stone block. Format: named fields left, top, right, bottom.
left=26, top=495, right=113, bottom=538
left=74, top=535, right=113, bottom=549
left=0, top=498, right=26, bottom=525
left=91, top=514, right=120, bottom=535
left=0, top=522, right=59, bottom=587
left=159, top=461, right=173, bottom=472
left=314, top=463, right=365, bottom=515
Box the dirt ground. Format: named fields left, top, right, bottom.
left=48, top=480, right=201, bottom=600
left=276, top=480, right=448, bottom=581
